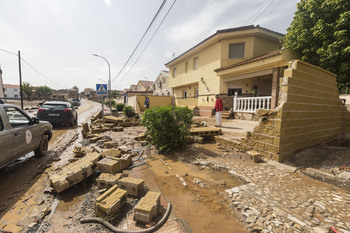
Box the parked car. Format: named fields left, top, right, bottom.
left=37, top=101, right=78, bottom=127
left=72, top=98, right=81, bottom=107
left=0, top=102, right=53, bottom=169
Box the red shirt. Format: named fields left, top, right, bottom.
left=215, top=98, right=223, bottom=112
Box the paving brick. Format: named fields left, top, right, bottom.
left=118, top=177, right=145, bottom=197
left=96, top=173, right=123, bottom=189
left=134, top=191, right=161, bottom=223
left=101, top=149, right=122, bottom=158
left=97, top=157, right=122, bottom=173
left=118, top=154, right=132, bottom=169
left=49, top=152, right=101, bottom=193
left=95, top=185, right=127, bottom=217
left=103, top=141, right=118, bottom=149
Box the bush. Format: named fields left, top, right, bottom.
left=141, top=106, right=193, bottom=153
left=116, top=103, right=125, bottom=111
left=123, top=106, right=136, bottom=118
left=104, top=99, right=116, bottom=106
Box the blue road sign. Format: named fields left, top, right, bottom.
left=96, top=84, right=108, bottom=95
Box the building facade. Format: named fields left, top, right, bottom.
left=152, top=71, right=172, bottom=96
left=165, top=25, right=297, bottom=116
left=3, top=84, right=21, bottom=99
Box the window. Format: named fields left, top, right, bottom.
left=229, top=43, right=245, bottom=58
left=183, top=90, right=187, bottom=99
left=193, top=57, right=198, bottom=70
left=185, top=62, right=188, bottom=73
left=4, top=107, right=30, bottom=127
left=195, top=88, right=199, bottom=98
left=14, top=89, right=18, bottom=92
left=173, top=67, right=177, bottom=77
left=14, top=95, right=18, bottom=98
left=162, top=77, right=166, bottom=84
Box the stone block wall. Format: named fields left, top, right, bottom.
left=240, top=60, right=350, bottom=161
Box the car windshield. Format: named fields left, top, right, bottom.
left=42, top=104, right=69, bottom=110
left=4, top=107, right=30, bottom=127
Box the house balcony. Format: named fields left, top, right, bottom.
left=233, top=93, right=272, bottom=113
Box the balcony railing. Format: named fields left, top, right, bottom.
left=233, top=94, right=272, bottom=113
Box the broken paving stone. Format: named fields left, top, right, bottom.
left=103, top=141, right=118, bottom=149
left=118, top=145, right=132, bottom=154
left=119, top=122, right=132, bottom=127
left=95, top=185, right=127, bottom=217
left=118, top=177, right=145, bottom=197
left=134, top=132, right=145, bottom=141
left=97, top=157, right=123, bottom=173
left=117, top=154, right=132, bottom=169
left=96, top=173, right=123, bottom=189
left=134, top=191, right=161, bottom=223
left=112, top=126, right=124, bottom=132
left=101, top=148, right=122, bottom=158
left=104, top=116, right=123, bottom=124
left=49, top=152, right=101, bottom=193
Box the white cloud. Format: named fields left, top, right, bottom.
left=104, top=0, right=112, bottom=7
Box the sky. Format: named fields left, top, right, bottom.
left=0, top=0, right=300, bottom=92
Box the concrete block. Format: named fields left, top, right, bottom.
left=112, top=126, right=123, bottom=132
left=95, top=185, right=127, bottom=217
left=119, top=122, right=132, bottom=127
left=118, top=145, right=132, bottom=154
left=96, top=173, right=123, bottom=189
left=193, top=136, right=204, bottom=144
left=49, top=152, right=101, bottom=193
left=134, top=191, right=161, bottom=223
left=101, top=149, right=122, bottom=158
left=104, top=141, right=118, bottom=149
left=104, top=116, right=123, bottom=124
left=118, top=154, right=132, bottom=169
left=97, top=157, right=122, bottom=173
left=134, top=132, right=145, bottom=141
left=247, top=150, right=262, bottom=163
left=118, top=177, right=145, bottom=197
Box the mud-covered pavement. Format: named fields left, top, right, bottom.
left=1, top=106, right=350, bottom=233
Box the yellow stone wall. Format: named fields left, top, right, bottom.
left=241, top=60, right=350, bottom=161
left=137, top=95, right=173, bottom=112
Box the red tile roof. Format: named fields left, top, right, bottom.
left=214, top=49, right=282, bottom=72
left=165, top=25, right=284, bottom=66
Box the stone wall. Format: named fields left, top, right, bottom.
left=240, top=60, right=350, bottom=161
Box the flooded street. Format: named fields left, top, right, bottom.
left=0, top=100, right=100, bottom=216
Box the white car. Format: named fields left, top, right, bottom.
left=0, top=102, right=53, bottom=169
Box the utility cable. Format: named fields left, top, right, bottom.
left=0, top=48, right=18, bottom=56
left=116, top=0, right=177, bottom=87
left=249, top=0, right=276, bottom=24
left=112, top=0, right=167, bottom=83
left=20, top=57, right=66, bottom=88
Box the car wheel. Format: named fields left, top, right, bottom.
left=34, top=134, right=49, bottom=156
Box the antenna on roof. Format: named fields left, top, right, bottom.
left=172, top=53, right=176, bottom=58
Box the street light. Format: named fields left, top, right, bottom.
left=93, top=54, right=117, bottom=116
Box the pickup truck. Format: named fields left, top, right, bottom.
left=0, top=102, right=53, bottom=169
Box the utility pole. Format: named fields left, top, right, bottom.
left=18, top=51, right=23, bottom=109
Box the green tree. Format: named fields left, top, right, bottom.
left=283, top=0, right=350, bottom=93
left=36, top=85, right=53, bottom=94
left=22, top=81, right=33, bottom=100
left=141, top=106, right=193, bottom=153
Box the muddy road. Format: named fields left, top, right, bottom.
left=0, top=99, right=101, bottom=215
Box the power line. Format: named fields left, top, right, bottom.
left=1, top=48, right=66, bottom=88
left=116, top=0, right=177, bottom=87
left=0, top=48, right=18, bottom=56
left=20, top=57, right=66, bottom=88
left=112, top=0, right=167, bottom=83
left=249, top=0, right=276, bottom=24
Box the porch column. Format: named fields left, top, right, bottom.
left=271, top=67, right=280, bottom=109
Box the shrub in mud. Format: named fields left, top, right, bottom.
left=141, top=106, right=193, bottom=153
left=123, top=106, right=136, bottom=118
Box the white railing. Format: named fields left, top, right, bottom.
left=233, top=93, right=272, bottom=113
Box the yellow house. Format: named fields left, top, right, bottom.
left=165, top=25, right=299, bottom=116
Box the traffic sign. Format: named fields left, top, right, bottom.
left=96, top=84, right=108, bottom=95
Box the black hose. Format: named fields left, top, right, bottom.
left=81, top=202, right=172, bottom=233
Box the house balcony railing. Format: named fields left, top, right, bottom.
left=233, top=93, right=272, bottom=113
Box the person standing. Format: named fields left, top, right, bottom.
left=144, top=96, right=150, bottom=109
left=215, top=94, right=223, bottom=127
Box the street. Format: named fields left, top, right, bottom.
left=0, top=99, right=101, bottom=218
